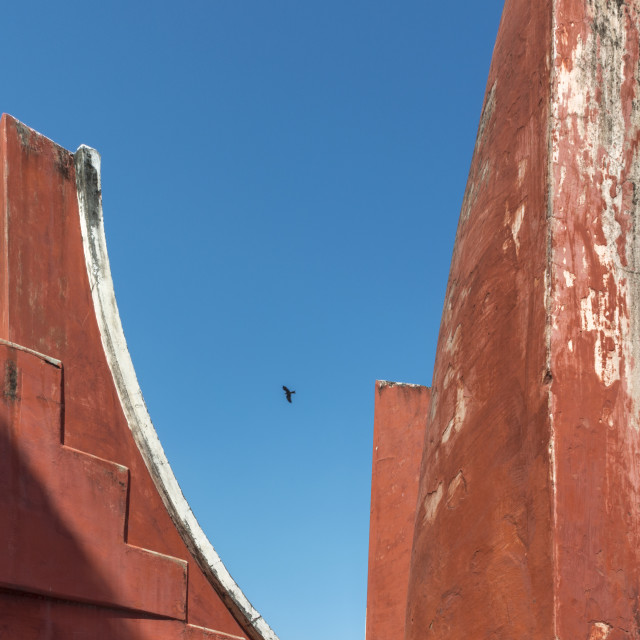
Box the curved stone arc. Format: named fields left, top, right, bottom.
left=74, top=145, right=278, bottom=640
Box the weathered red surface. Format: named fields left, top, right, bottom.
left=0, top=341, right=186, bottom=617
left=366, top=381, right=429, bottom=640
left=404, top=0, right=640, bottom=637
left=0, top=114, right=253, bottom=638
left=0, top=589, right=244, bottom=640
left=550, top=1, right=640, bottom=637
left=406, top=0, right=555, bottom=635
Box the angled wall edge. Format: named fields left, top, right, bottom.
left=74, top=147, right=278, bottom=640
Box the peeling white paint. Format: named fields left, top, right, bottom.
left=423, top=482, right=443, bottom=524
left=441, top=418, right=454, bottom=445
left=562, top=270, right=575, bottom=288
left=587, top=621, right=612, bottom=640
left=446, top=470, right=466, bottom=507
left=377, top=380, right=425, bottom=389
left=441, top=384, right=467, bottom=445
left=517, top=158, right=527, bottom=187
left=511, top=203, right=525, bottom=254
left=580, top=290, right=598, bottom=332
left=552, top=2, right=640, bottom=399
left=555, top=38, right=587, bottom=126
left=580, top=287, right=622, bottom=386
left=460, top=82, right=496, bottom=225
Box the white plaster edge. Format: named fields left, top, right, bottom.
left=0, top=337, right=62, bottom=368
left=74, top=145, right=278, bottom=640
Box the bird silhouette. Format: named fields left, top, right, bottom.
left=282, top=385, right=296, bottom=403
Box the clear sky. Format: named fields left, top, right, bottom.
left=3, top=2, right=505, bottom=639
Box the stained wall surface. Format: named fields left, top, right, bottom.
left=549, top=1, right=640, bottom=636
left=366, top=381, right=429, bottom=640
left=404, top=0, right=640, bottom=638
left=0, top=114, right=269, bottom=640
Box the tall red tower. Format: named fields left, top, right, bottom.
left=367, top=1, right=640, bottom=638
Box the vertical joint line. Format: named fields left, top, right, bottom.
left=547, top=0, right=560, bottom=637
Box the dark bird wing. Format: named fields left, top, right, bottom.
left=282, top=385, right=294, bottom=402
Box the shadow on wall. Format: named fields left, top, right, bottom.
left=0, top=345, right=190, bottom=640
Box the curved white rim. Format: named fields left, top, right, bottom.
left=75, top=145, right=278, bottom=640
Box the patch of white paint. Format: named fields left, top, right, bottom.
left=446, top=470, right=466, bottom=508
left=511, top=203, right=525, bottom=254
left=563, top=270, right=576, bottom=287
left=558, top=165, right=566, bottom=192
left=441, top=418, right=454, bottom=445
left=423, top=482, right=443, bottom=524
left=580, top=287, right=622, bottom=386
left=377, top=380, right=424, bottom=389
left=518, top=158, right=527, bottom=187
left=588, top=621, right=612, bottom=640
left=580, top=289, right=596, bottom=331
left=446, top=324, right=461, bottom=354
left=0, top=338, right=62, bottom=368
left=443, top=365, right=455, bottom=387
left=552, top=2, right=640, bottom=403
left=555, top=38, right=587, bottom=126
left=442, top=384, right=468, bottom=445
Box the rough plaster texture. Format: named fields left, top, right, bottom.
left=0, top=114, right=276, bottom=640
left=366, top=381, right=429, bottom=640
left=550, top=1, right=640, bottom=636
left=404, top=0, right=640, bottom=637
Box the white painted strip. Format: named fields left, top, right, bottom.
left=0, top=337, right=62, bottom=368
left=74, top=145, right=279, bottom=640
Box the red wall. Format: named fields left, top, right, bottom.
left=0, top=114, right=252, bottom=639
left=366, top=381, right=429, bottom=640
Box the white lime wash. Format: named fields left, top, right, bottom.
left=551, top=2, right=640, bottom=403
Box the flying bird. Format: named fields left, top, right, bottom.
left=282, top=385, right=296, bottom=403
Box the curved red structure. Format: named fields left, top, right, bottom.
left=0, top=114, right=277, bottom=640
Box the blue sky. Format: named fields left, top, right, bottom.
left=3, top=2, right=505, bottom=638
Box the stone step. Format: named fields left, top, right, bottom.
left=0, top=340, right=187, bottom=619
